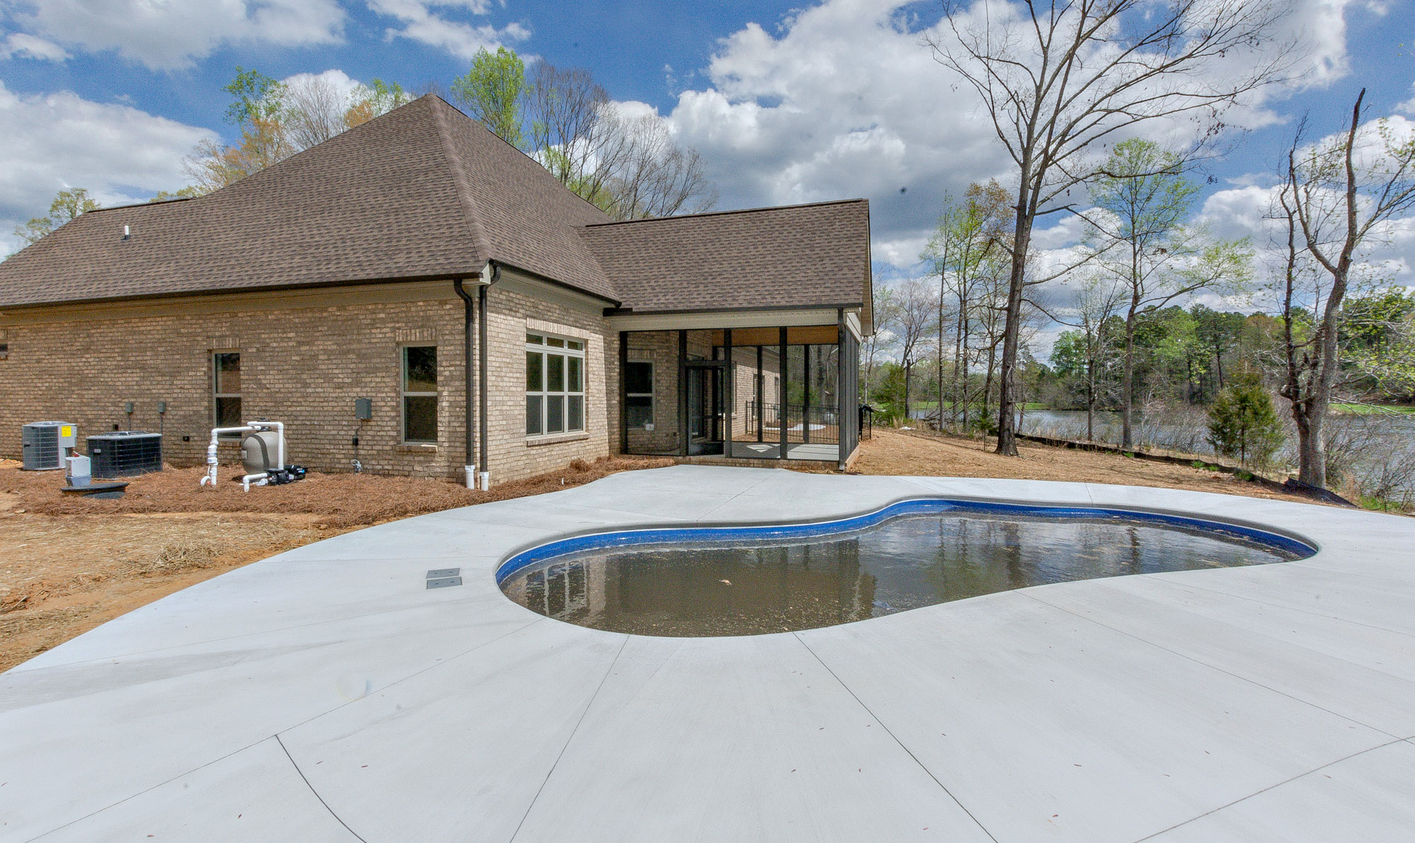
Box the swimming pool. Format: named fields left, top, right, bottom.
left=498, top=499, right=1314, bottom=636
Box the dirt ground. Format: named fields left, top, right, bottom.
left=0, top=431, right=1334, bottom=672
left=853, top=428, right=1319, bottom=502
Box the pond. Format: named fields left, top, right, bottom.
left=498, top=501, right=1313, bottom=637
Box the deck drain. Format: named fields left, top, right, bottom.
left=426, top=568, right=462, bottom=589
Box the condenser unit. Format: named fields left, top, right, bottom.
left=87, top=432, right=163, bottom=478
left=21, top=422, right=76, bottom=471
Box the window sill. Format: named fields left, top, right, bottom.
left=526, top=432, right=590, bottom=447
left=397, top=443, right=440, bottom=452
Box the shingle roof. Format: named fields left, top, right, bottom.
left=578, top=199, right=871, bottom=313
left=0, top=96, right=614, bottom=308
left=0, top=97, right=872, bottom=321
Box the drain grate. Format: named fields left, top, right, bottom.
left=426, top=568, right=463, bottom=589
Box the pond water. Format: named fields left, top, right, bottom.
left=499, top=503, right=1312, bottom=637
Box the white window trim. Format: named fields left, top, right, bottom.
left=526, top=331, right=586, bottom=438
left=401, top=345, right=439, bottom=444
left=625, top=359, right=655, bottom=430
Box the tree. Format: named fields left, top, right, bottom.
left=282, top=74, right=348, bottom=150
left=1086, top=138, right=1251, bottom=448
left=451, top=47, right=527, bottom=148
left=922, top=180, right=1012, bottom=429
left=1279, top=88, right=1415, bottom=487
left=929, top=0, right=1291, bottom=456
left=1048, top=269, right=1124, bottom=439
left=344, top=79, right=411, bottom=129
left=892, top=277, right=940, bottom=423
left=862, top=284, right=899, bottom=402
left=13, top=187, right=100, bottom=246
left=1207, top=373, right=1284, bottom=467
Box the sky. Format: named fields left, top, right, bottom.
left=1, top=0, right=1413, bottom=353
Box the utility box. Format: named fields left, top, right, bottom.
left=21, top=422, right=76, bottom=470
left=354, top=397, right=373, bottom=420
left=87, top=431, right=163, bottom=478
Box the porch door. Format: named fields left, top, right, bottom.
left=686, top=363, right=724, bottom=455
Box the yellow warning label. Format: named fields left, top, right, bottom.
left=60, top=425, right=73, bottom=438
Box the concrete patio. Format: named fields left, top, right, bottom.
left=2, top=465, right=1413, bottom=842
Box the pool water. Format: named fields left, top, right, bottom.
left=499, top=507, right=1311, bottom=637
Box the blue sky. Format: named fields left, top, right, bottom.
left=1, top=0, right=1412, bottom=323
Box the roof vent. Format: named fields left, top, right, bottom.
left=122, top=225, right=130, bottom=241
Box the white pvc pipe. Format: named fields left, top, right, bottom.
left=198, top=421, right=285, bottom=491
left=479, top=471, right=490, bottom=491
left=464, top=465, right=476, bottom=490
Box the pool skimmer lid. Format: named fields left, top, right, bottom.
left=426, top=568, right=462, bottom=589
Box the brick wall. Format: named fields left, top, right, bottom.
left=0, top=277, right=617, bottom=484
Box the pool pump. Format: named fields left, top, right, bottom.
left=199, top=421, right=306, bottom=492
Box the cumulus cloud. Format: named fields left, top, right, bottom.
left=664, top=0, right=1331, bottom=274
left=0, top=83, right=213, bottom=254
left=4, top=0, right=345, bottom=70
left=2, top=33, right=68, bottom=62
left=366, top=0, right=530, bottom=60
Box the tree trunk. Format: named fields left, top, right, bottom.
left=1122, top=302, right=1138, bottom=450
left=995, top=179, right=1033, bottom=456
left=903, top=360, right=913, bottom=425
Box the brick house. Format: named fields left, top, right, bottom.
left=0, top=96, right=873, bottom=485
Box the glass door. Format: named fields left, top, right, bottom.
left=686, top=364, right=724, bottom=455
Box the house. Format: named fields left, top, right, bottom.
left=0, top=96, right=873, bottom=486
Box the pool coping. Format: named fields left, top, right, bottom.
left=1, top=466, right=1412, bottom=843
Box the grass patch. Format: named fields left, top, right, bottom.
left=1332, top=402, right=1415, bottom=416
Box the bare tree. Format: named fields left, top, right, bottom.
left=862, top=284, right=900, bottom=401
left=894, top=277, right=941, bottom=422
left=283, top=74, right=347, bottom=150
left=922, top=180, right=1012, bottom=429
left=526, top=64, right=611, bottom=189
left=929, top=0, right=1292, bottom=455
left=594, top=110, right=717, bottom=219
left=1279, top=89, right=1415, bottom=488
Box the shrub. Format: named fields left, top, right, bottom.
left=1207, top=374, right=1285, bottom=468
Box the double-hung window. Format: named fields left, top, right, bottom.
left=526, top=333, right=585, bottom=436
left=213, top=352, right=241, bottom=429
left=402, top=346, right=438, bottom=443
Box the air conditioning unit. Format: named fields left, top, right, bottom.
left=21, top=422, right=76, bottom=471
left=87, top=432, right=163, bottom=478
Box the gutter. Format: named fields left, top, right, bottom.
left=453, top=260, right=499, bottom=490
left=479, top=261, right=501, bottom=489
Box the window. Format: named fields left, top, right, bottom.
left=402, top=346, right=438, bottom=443
left=526, top=332, right=585, bottom=436
left=0, top=329, right=8, bottom=359
left=626, top=361, right=654, bottom=429
left=213, top=352, right=241, bottom=428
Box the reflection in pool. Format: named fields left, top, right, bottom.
left=498, top=502, right=1312, bottom=637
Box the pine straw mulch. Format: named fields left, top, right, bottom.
left=0, top=455, right=675, bottom=530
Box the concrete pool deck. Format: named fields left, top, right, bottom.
left=2, top=466, right=1413, bottom=842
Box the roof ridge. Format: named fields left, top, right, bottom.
left=582, top=197, right=867, bottom=229
left=428, top=97, right=493, bottom=268
left=87, top=196, right=196, bottom=213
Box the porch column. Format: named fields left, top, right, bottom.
left=778, top=326, right=787, bottom=460
left=723, top=328, right=733, bottom=458
left=756, top=345, right=764, bottom=443
left=803, top=345, right=811, bottom=444
left=618, top=331, right=628, bottom=456
left=837, top=309, right=848, bottom=470
left=678, top=329, right=688, bottom=457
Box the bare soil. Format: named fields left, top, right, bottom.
left=853, top=428, right=1318, bottom=502
left=0, top=431, right=1327, bottom=673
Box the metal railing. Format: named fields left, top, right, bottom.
left=740, top=400, right=840, bottom=444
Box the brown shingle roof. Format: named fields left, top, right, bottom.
left=0, top=96, right=615, bottom=308
left=578, top=199, right=871, bottom=314
left=0, top=97, right=872, bottom=322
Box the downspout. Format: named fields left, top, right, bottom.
left=478, top=261, right=501, bottom=490
left=453, top=278, right=477, bottom=489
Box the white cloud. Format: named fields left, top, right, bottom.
left=281, top=68, right=363, bottom=101
left=2, top=33, right=68, bottom=62
left=5, top=0, right=345, bottom=69
left=665, top=0, right=1329, bottom=273
left=0, top=83, right=213, bottom=253
left=365, top=0, right=529, bottom=60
